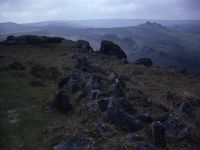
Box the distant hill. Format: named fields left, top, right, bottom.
left=0, top=20, right=200, bottom=73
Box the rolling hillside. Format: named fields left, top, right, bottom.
left=0, top=20, right=200, bottom=73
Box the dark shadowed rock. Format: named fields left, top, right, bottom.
left=60, top=71, right=81, bottom=94
left=53, top=135, right=94, bottom=150
left=135, top=143, right=158, bottom=150
left=76, top=40, right=94, bottom=53
left=99, top=40, right=127, bottom=59
left=87, top=98, right=109, bottom=113
left=150, top=121, right=166, bottom=147
left=76, top=57, right=104, bottom=73
left=110, top=78, right=126, bottom=98
left=179, top=102, right=195, bottom=118
left=85, top=74, right=102, bottom=95
left=127, top=133, right=144, bottom=141
left=64, top=78, right=80, bottom=94
left=134, top=58, right=153, bottom=67
left=53, top=90, right=72, bottom=114
left=163, top=115, right=188, bottom=139
left=105, top=68, right=118, bottom=81
left=96, top=123, right=112, bottom=135
left=90, top=90, right=109, bottom=101
left=9, top=62, right=26, bottom=70
left=58, top=76, right=70, bottom=89
left=166, top=91, right=177, bottom=100
left=76, top=57, right=91, bottom=71
left=137, top=112, right=153, bottom=124
left=104, top=99, right=143, bottom=131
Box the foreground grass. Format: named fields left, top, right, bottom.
left=0, top=43, right=200, bottom=150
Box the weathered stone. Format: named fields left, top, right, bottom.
left=135, top=143, right=158, bottom=150
left=104, top=99, right=143, bottom=131
left=76, top=40, right=94, bottom=53
left=105, top=68, right=118, bottom=81
left=87, top=98, right=109, bottom=113
left=64, top=78, right=80, bottom=94
left=96, top=123, right=112, bottom=135
left=58, top=76, right=70, bottom=89
left=137, top=112, right=153, bottom=124
left=127, top=133, right=143, bottom=141
left=110, top=78, right=126, bottom=98
left=90, top=90, right=109, bottom=101
left=179, top=102, right=195, bottom=118
left=150, top=121, right=166, bottom=147
left=53, top=90, right=72, bottom=114
left=163, top=115, right=188, bottom=139
left=85, top=74, right=102, bottom=95
left=166, top=91, right=177, bottom=100
left=99, top=40, right=127, bottom=59
left=53, top=135, right=94, bottom=150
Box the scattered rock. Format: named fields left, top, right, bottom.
left=104, top=99, right=143, bottom=131
left=163, top=115, right=188, bottom=139
left=87, top=98, right=109, bottom=113
left=76, top=57, right=91, bottom=71
left=85, top=74, right=102, bottom=95
left=76, top=40, right=94, bottom=53
left=179, top=102, right=195, bottom=118
left=150, top=121, right=166, bottom=147
left=64, top=78, right=80, bottom=94
left=96, top=123, right=112, bottom=135
left=166, top=91, right=177, bottom=100
left=90, top=90, right=109, bottom=101
left=127, top=133, right=143, bottom=141
left=58, top=76, right=70, bottom=89
left=137, top=112, right=153, bottom=124
left=44, top=103, right=54, bottom=113
left=53, top=90, right=72, bottom=114
left=105, top=68, right=118, bottom=81
left=7, top=109, right=20, bottom=124
left=99, top=40, right=127, bottom=59
left=110, top=78, right=126, bottom=98
left=53, top=135, right=94, bottom=150
left=135, top=142, right=158, bottom=150
left=134, top=58, right=153, bottom=67
left=71, top=91, right=87, bottom=104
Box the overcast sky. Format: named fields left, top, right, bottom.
left=0, top=0, right=200, bottom=23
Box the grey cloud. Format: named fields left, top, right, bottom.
left=0, top=0, right=199, bottom=23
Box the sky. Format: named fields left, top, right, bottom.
left=0, top=0, right=200, bottom=23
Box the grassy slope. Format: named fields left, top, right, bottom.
left=0, top=42, right=200, bottom=150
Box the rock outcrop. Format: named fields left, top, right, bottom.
left=99, top=40, right=127, bottom=59
left=76, top=40, right=94, bottom=53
